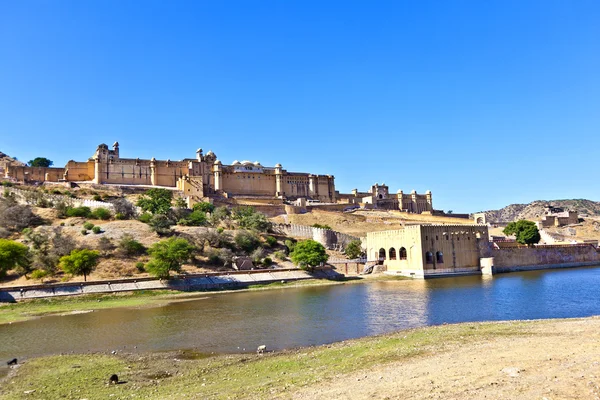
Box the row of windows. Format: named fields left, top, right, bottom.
left=425, top=235, right=472, bottom=241
left=378, top=248, right=444, bottom=263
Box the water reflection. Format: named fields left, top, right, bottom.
left=2, top=266, right=600, bottom=360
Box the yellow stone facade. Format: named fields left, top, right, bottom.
left=4, top=142, right=337, bottom=202
left=366, top=224, right=489, bottom=278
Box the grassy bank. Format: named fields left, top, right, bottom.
left=0, top=276, right=393, bottom=325
left=0, top=319, right=535, bottom=400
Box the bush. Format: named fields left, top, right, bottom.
left=138, top=212, right=152, bottom=223
left=111, top=198, right=137, bottom=219
left=177, top=210, right=207, bottom=226
left=65, top=206, right=92, bottom=218
left=285, top=239, right=296, bottom=253
left=93, top=194, right=102, bottom=201
left=217, top=227, right=224, bottom=234
left=197, top=230, right=233, bottom=250
left=210, top=206, right=231, bottom=226
left=115, top=212, right=126, bottom=220
left=31, top=269, right=49, bottom=280
left=145, top=237, right=194, bottom=279
left=193, top=202, right=215, bottom=214
left=312, top=223, right=332, bottom=230
left=136, top=188, right=173, bottom=215
left=264, top=235, right=278, bottom=248
left=0, top=239, right=30, bottom=278
left=91, top=207, right=111, bottom=220
left=0, top=201, right=42, bottom=231
left=149, top=214, right=175, bottom=235
left=235, top=230, right=261, bottom=253
left=81, top=229, right=88, bottom=235
left=83, top=222, right=95, bottom=230
left=96, top=237, right=115, bottom=254
left=250, top=247, right=265, bottom=264
left=273, top=250, right=287, bottom=261
left=92, top=226, right=102, bottom=234
left=290, top=239, right=329, bottom=271
left=344, top=240, right=363, bottom=259
left=207, top=248, right=233, bottom=267
left=262, top=257, right=273, bottom=267
left=117, top=234, right=146, bottom=257
left=59, top=249, right=99, bottom=281
left=135, top=262, right=145, bottom=272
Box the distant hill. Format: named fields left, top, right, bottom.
left=478, top=199, right=600, bottom=222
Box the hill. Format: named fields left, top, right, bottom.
left=0, top=150, right=25, bottom=167
left=479, top=199, right=600, bottom=222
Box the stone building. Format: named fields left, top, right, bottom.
left=540, top=206, right=578, bottom=227
left=366, top=224, right=489, bottom=278
left=4, top=142, right=336, bottom=202
left=337, top=183, right=433, bottom=213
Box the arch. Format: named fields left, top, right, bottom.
left=389, top=247, right=397, bottom=260
left=399, top=247, right=407, bottom=260
left=378, top=248, right=386, bottom=260
left=436, top=251, right=444, bottom=264
left=425, top=251, right=434, bottom=264
left=476, top=217, right=484, bottom=224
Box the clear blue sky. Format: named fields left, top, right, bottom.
left=1, top=1, right=599, bottom=213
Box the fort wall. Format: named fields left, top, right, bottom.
left=274, top=223, right=360, bottom=251
left=492, top=245, right=600, bottom=270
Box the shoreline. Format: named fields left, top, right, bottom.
left=0, top=275, right=405, bottom=325
left=2, top=316, right=599, bottom=399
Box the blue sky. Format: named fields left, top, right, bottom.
left=1, top=1, right=599, bottom=213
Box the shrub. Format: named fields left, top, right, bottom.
left=0, top=201, right=42, bottom=231
left=93, top=194, right=102, bottom=201
left=83, top=222, right=95, bottom=230
left=135, top=262, right=145, bottom=272
left=138, top=212, right=152, bottom=223
left=312, top=223, right=332, bottom=230
left=0, top=239, right=30, bottom=278
left=59, top=222, right=65, bottom=226
left=117, top=234, right=146, bottom=257
left=193, top=202, right=215, bottom=214
left=251, top=247, right=265, bottom=264
left=264, top=235, right=278, bottom=248
left=344, top=240, right=363, bottom=259
left=217, top=227, right=224, bottom=234
left=115, top=212, right=126, bottom=220
left=145, top=237, right=194, bottom=279
left=59, top=249, right=100, bottom=281
left=1, top=181, right=14, bottom=187
left=149, top=214, right=175, bottom=235
left=285, top=239, right=297, bottom=253
left=235, top=230, right=261, bottom=253
left=197, top=230, right=233, bottom=250
left=177, top=210, right=207, bottom=226
left=210, top=206, right=231, bottom=226
left=92, top=226, right=102, bottom=234
left=97, top=237, right=115, bottom=254
left=290, top=239, right=329, bottom=271
left=111, top=198, right=136, bottom=219
left=91, top=207, right=111, bottom=220
left=262, top=257, right=273, bottom=267
left=30, top=269, right=49, bottom=280
left=136, top=188, right=173, bottom=215
left=81, top=229, right=88, bottom=235
left=207, top=248, right=233, bottom=267
left=273, top=250, right=287, bottom=261
left=65, top=206, right=92, bottom=218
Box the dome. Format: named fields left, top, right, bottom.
left=397, top=189, right=404, bottom=194
left=206, top=150, right=215, bottom=156
left=411, top=190, right=417, bottom=194
left=253, top=161, right=261, bottom=166
left=275, top=163, right=282, bottom=168
left=242, top=160, right=252, bottom=165
left=426, top=190, right=431, bottom=194
left=232, top=160, right=240, bottom=165
left=215, top=160, right=222, bottom=165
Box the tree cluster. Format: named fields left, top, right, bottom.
left=503, top=220, right=541, bottom=245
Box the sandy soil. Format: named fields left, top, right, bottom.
left=291, top=318, right=600, bottom=400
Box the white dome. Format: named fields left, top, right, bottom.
left=232, top=160, right=240, bottom=165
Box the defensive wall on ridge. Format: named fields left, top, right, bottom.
left=274, top=223, right=360, bottom=251
left=5, top=187, right=115, bottom=210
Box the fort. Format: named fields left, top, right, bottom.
left=3, top=142, right=433, bottom=212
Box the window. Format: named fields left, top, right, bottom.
left=378, top=248, right=386, bottom=260
left=436, top=235, right=438, bottom=240
left=436, top=251, right=444, bottom=264
left=399, top=247, right=407, bottom=260
left=425, top=252, right=434, bottom=264
left=389, top=248, right=397, bottom=260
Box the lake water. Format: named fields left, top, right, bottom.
left=2, top=266, right=600, bottom=361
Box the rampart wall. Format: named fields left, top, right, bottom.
left=492, top=245, right=600, bottom=271
left=274, top=223, right=360, bottom=251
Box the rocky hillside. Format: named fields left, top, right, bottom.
left=479, top=199, right=600, bottom=222
left=0, top=150, right=25, bottom=167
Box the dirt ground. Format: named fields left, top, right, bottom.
left=291, top=318, right=600, bottom=400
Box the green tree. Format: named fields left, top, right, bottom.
left=0, top=239, right=31, bottom=278
left=28, top=157, right=53, bottom=167
left=503, top=220, right=541, bottom=245
left=136, top=188, right=173, bottom=215
left=59, top=249, right=100, bottom=281
left=193, top=202, right=215, bottom=214
left=234, top=230, right=261, bottom=253
left=145, top=237, right=195, bottom=279
left=290, top=239, right=329, bottom=271
left=344, top=240, right=364, bottom=259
